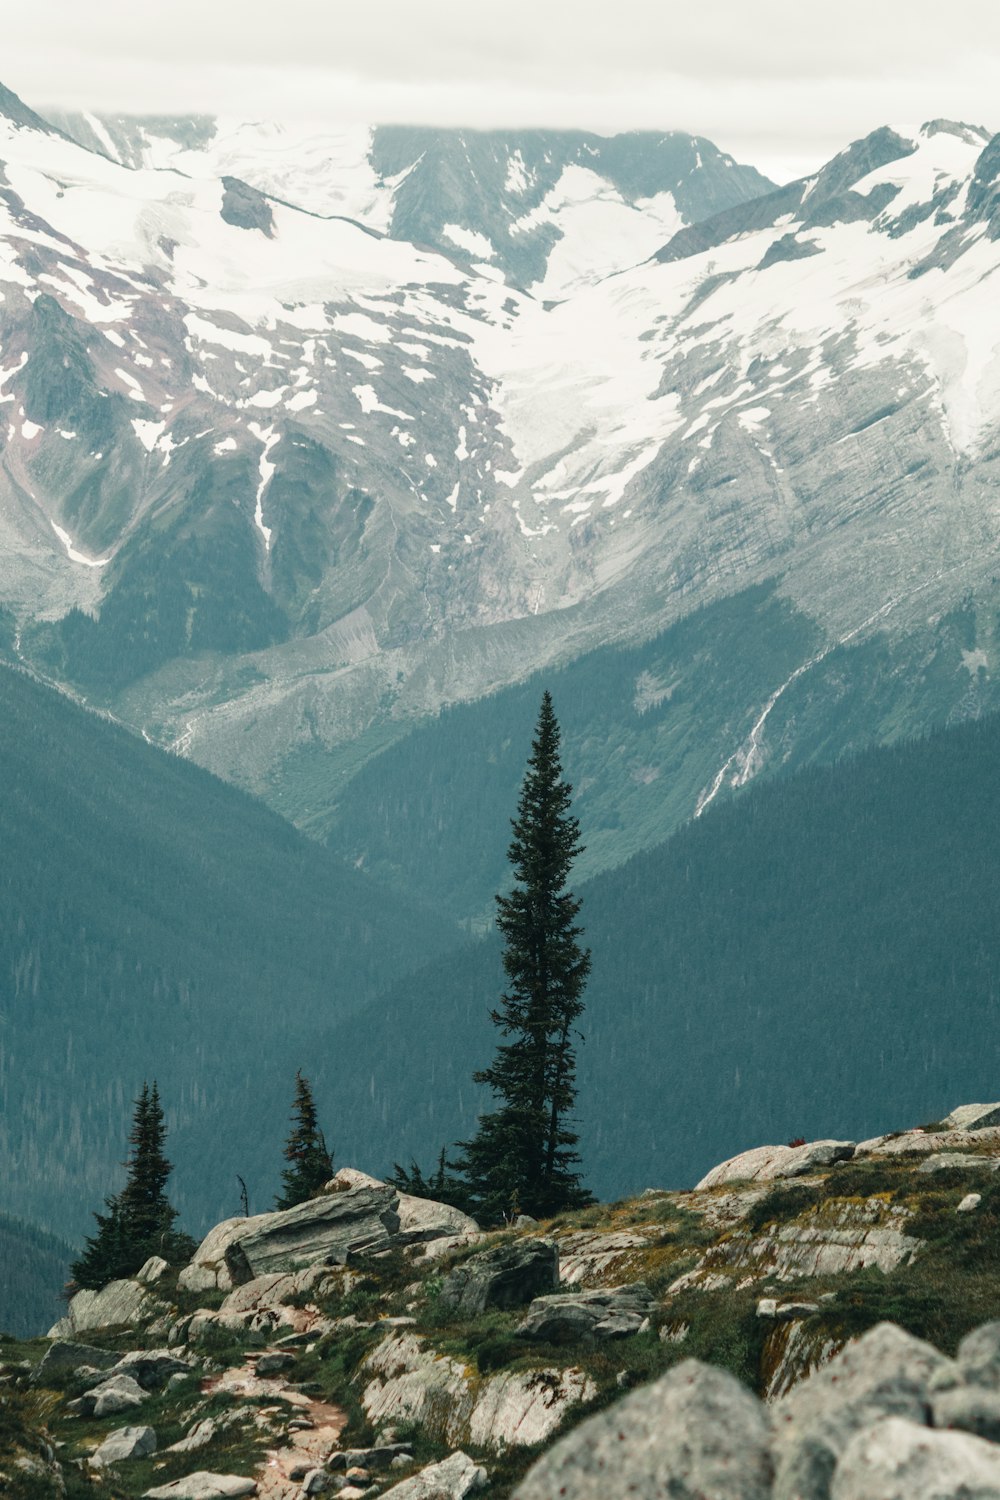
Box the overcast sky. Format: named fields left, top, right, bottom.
left=6, top=1, right=999, bottom=183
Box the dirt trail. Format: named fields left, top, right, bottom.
left=202, top=1357, right=348, bottom=1499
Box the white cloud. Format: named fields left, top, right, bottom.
left=4, top=1, right=999, bottom=183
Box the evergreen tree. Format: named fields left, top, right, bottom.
left=455, top=691, right=593, bottom=1223
left=71, top=1081, right=191, bottom=1291
left=275, top=1071, right=333, bottom=1209
left=388, top=1146, right=471, bottom=1212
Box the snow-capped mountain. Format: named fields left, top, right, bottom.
left=2, top=79, right=1000, bottom=865
left=45, top=112, right=773, bottom=298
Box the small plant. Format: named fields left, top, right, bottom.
left=787, top=1137, right=807, bottom=1148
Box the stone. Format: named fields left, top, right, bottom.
left=956, top=1321, right=1000, bottom=1388
left=944, top=1102, right=1000, bottom=1131
left=696, top=1139, right=856, bottom=1189
left=83, top=1372, right=147, bottom=1417
left=918, top=1152, right=999, bottom=1174
left=91, top=1424, right=157, bottom=1466
left=137, top=1256, right=171, bottom=1284
left=857, top=1126, right=1000, bottom=1158
left=512, top=1358, right=773, bottom=1500
left=225, top=1186, right=401, bottom=1282
left=933, top=1385, right=1000, bottom=1441
left=112, top=1348, right=195, bottom=1390
left=556, top=1229, right=654, bottom=1285
left=438, top=1238, right=559, bottom=1317
left=382, top=1450, right=487, bottom=1498
left=397, top=1192, right=480, bottom=1246
left=166, top=1418, right=217, bottom=1453
left=771, top=1322, right=955, bottom=1500
left=831, top=1415, right=1000, bottom=1499
left=302, top=1470, right=332, bottom=1494
left=254, top=1351, right=295, bottom=1375
left=178, top=1214, right=276, bottom=1294
left=959, top=1192, right=984, bottom=1211
left=361, top=1331, right=594, bottom=1450
left=516, top=1282, right=656, bottom=1343
left=49, top=1277, right=158, bottom=1337
left=142, top=1475, right=258, bottom=1499
left=31, top=1340, right=117, bottom=1384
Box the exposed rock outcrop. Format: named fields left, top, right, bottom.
left=696, top=1139, right=855, bottom=1189
left=382, top=1451, right=486, bottom=1498
left=513, top=1359, right=774, bottom=1500
left=516, top=1283, right=655, bottom=1342
left=438, top=1237, right=559, bottom=1317
left=224, top=1185, right=401, bottom=1281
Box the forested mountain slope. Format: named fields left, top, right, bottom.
left=0, top=1216, right=73, bottom=1338
left=319, top=708, right=1000, bottom=1198
left=0, top=664, right=458, bottom=1243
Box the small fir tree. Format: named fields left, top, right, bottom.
left=454, top=691, right=593, bottom=1223
left=71, top=1081, right=191, bottom=1290
left=388, top=1146, right=471, bottom=1212
left=275, top=1071, right=333, bottom=1209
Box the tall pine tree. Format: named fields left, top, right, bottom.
left=455, top=691, right=593, bottom=1223
left=71, top=1082, right=191, bottom=1290
left=275, top=1071, right=334, bottom=1208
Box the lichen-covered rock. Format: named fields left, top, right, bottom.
left=225, top=1185, right=401, bottom=1281
left=360, top=1331, right=593, bottom=1450
left=382, top=1451, right=487, bottom=1499
left=943, top=1102, right=1000, bottom=1131
left=438, top=1237, right=558, bottom=1317
left=143, top=1475, right=258, bottom=1499
left=31, top=1339, right=117, bottom=1384
left=672, top=1197, right=921, bottom=1292
left=90, top=1424, right=157, bottom=1466
left=178, top=1214, right=276, bottom=1294
left=955, top=1320, right=1000, bottom=1389
left=771, top=1323, right=955, bottom=1500
left=857, top=1125, right=1000, bottom=1158
left=696, top=1140, right=855, bottom=1189
left=49, top=1277, right=160, bottom=1337
left=512, top=1359, right=773, bottom=1500
left=932, top=1385, right=1000, bottom=1441
left=516, top=1283, right=655, bottom=1342
left=555, top=1229, right=654, bottom=1285
left=762, top=1320, right=844, bottom=1402
left=111, top=1348, right=194, bottom=1390
left=82, top=1372, right=147, bottom=1418
left=831, top=1415, right=1000, bottom=1499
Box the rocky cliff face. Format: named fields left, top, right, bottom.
left=7, top=1106, right=1000, bottom=1496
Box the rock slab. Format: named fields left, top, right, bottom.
left=143, top=1475, right=258, bottom=1499
left=512, top=1358, right=773, bottom=1500
left=383, top=1450, right=487, bottom=1498
left=438, top=1237, right=559, bottom=1317
left=831, top=1415, right=1000, bottom=1499
left=224, top=1185, right=401, bottom=1281
left=697, top=1139, right=855, bottom=1189
left=516, top=1283, right=655, bottom=1342
left=91, top=1424, right=157, bottom=1466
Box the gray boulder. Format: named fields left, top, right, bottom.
left=165, top=1418, right=217, bottom=1453
left=254, top=1350, right=294, bottom=1375
left=91, top=1424, right=157, bottom=1466
left=382, top=1450, right=487, bottom=1498
left=944, top=1103, right=1000, bottom=1131
left=697, top=1139, right=855, bottom=1189
left=112, top=1348, right=194, bottom=1390
left=31, top=1340, right=117, bottom=1384
left=831, top=1415, right=1000, bottom=1498
left=84, top=1372, right=147, bottom=1417
left=438, top=1238, right=558, bottom=1317
left=933, top=1385, right=1000, bottom=1441
left=516, top=1283, right=656, bottom=1343
left=224, top=1185, right=401, bottom=1282
left=143, top=1476, right=258, bottom=1499
left=49, top=1276, right=159, bottom=1337
left=956, top=1321, right=1000, bottom=1388
left=771, top=1322, right=954, bottom=1500
left=512, top=1358, right=772, bottom=1500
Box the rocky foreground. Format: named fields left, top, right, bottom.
left=6, top=1109, right=1000, bottom=1497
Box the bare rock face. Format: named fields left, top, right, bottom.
left=831, top=1416, right=1000, bottom=1500
left=142, top=1475, right=259, bottom=1499
left=178, top=1213, right=276, bottom=1294
left=49, top=1277, right=161, bottom=1337
left=31, top=1340, right=117, bottom=1384
left=90, top=1424, right=157, bottom=1466
left=381, top=1451, right=487, bottom=1499
left=360, top=1331, right=595, bottom=1451
left=696, top=1140, right=856, bottom=1189
left=516, top=1284, right=656, bottom=1343
left=943, top=1102, right=1000, bottom=1131
left=438, top=1238, right=559, bottom=1317
left=512, top=1358, right=774, bottom=1500
left=771, top=1323, right=956, bottom=1500
left=80, top=1372, right=148, bottom=1418
left=223, top=1185, right=401, bottom=1282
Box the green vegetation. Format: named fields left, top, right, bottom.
left=72, top=1082, right=193, bottom=1290
left=0, top=662, right=458, bottom=1255
left=318, top=703, right=1000, bottom=1201
left=456, top=693, right=593, bottom=1223
left=275, top=1071, right=334, bottom=1209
